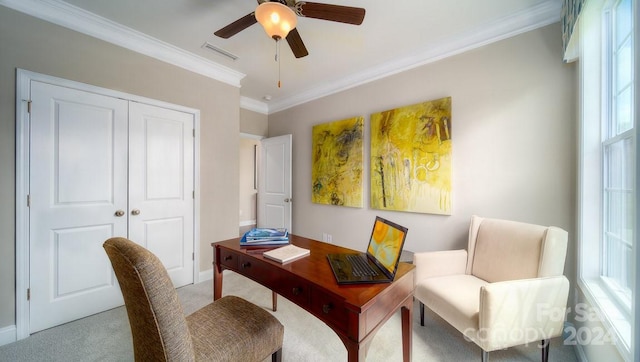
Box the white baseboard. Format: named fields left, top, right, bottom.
left=196, top=269, right=238, bottom=284
left=0, top=324, right=17, bottom=347
left=198, top=268, right=213, bottom=283
left=573, top=344, right=587, bottom=361
left=239, top=220, right=256, bottom=227
left=564, top=322, right=588, bottom=362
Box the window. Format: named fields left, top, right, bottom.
left=602, top=0, right=634, bottom=313
left=577, top=0, right=635, bottom=359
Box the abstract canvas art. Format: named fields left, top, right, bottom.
left=312, top=116, right=364, bottom=207
left=370, top=97, right=452, bottom=215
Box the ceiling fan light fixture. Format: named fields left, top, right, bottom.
left=255, top=2, right=297, bottom=40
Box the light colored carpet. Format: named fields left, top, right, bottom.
left=0, top=270, right=578, bottom=361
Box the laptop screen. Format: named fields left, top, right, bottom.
left=366, top=216, right=408, bottom=275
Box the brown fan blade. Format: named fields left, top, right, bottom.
left=214, top=12, right=257, bottom=38
left=286, top=28, right=309, bottom=58
left=295, top=2, right=365, bottom=25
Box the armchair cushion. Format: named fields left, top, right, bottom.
left=415, top=274, right=488, bottom=334
left=471, top=219, right=546, bottom=283
left=414, top=249, right=467, bottom=280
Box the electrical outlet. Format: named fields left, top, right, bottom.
left=326, top=234, right=332, bottom=243
left=322, top=233, right=328, bottom=242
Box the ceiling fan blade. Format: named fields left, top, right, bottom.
left=286, top=28, right=309, bottom=58
left=295, top=2, right=365, bottom=25
left=214, top=12, right=257, bottom=39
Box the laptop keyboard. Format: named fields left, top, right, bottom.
left=346, top=254, right=379, bottom=277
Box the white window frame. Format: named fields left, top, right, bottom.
left=601, top=0, right=634, bottom=314
left=577, top=0, right=637, bottom=360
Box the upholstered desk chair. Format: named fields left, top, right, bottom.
left=103, top=237, right=284, bottom=362
left=413, top=215, right=569, bottom=362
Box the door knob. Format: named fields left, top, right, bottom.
left=114, top=210, right=125, bottom=217
left=131, top=209, right=141, bottom=215
left=284, top=198, right=292, bottom=203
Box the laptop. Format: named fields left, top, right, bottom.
left=327, top=216, right=408, bottom=284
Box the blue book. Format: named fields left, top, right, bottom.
left=240, top=235, right=289, bottom=246
left=244, top=228, right=288, bottom=240
left=240, top=228, right=289, bottom=246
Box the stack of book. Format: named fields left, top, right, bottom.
left=240, top=227, right=289, bottom=247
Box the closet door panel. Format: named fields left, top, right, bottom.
left=128, top=102, right=194, bottom=287
left=29, top=81, right=128, bottom=333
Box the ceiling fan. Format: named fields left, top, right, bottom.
left=214, top=0, right=366, bottom=58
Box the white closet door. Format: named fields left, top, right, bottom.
left=128, top=102, right=194, bottom=288
left=29, top=81, right=128, bottom=333
left=28, top=82, right=195, bottom=334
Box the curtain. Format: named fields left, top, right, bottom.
left=562, top=0, right=585, bottom=62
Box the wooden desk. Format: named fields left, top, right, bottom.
left=212, top=234, right=415, bottom=362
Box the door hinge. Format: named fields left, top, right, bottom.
left=192, top=191, right=195, bottom=199
left=27, top=288, right=30, bottom=301
left=27, top=100, right=32, bottom=114
left=27, top=194, right=30, bottom=207
left=192, top=253, right=195, bottom=261
left=193, top=129, right=195, bottom=138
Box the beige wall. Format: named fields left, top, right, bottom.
left=240, top=108, right=268, bottom=136
left=268, top=23, right=576, bottom=274
left=0, top=7, right=240, bottom=329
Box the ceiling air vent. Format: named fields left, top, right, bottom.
left=201, top=42, right=238, bottom=61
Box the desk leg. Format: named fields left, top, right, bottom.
left=340, top=297, right=412, bottom=362
left=401, top=301, right=413, bottom=362
left=344, top=340, right=366, bottom=362
left=213, top=263, right=222, bottom=301
left=272, top=291, right=277, bottom=311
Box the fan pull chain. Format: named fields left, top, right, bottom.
left=275, top=39, right=281, bottom=88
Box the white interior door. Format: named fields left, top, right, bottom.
left=28, top=82, right=195, bottom=334
left=128, top=102, right=194, bottom=287
left=29, top=81, right=128, bottom=333
left=258, top=134, right=292, bottom=231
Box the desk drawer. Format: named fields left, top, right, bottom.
left=238, top=255, right=277, bottom=286
left=219, top=249, right=238, bottom=269
left=311, top=289, right=348, bottom=331
left=275, top=276, right=311, bottom=307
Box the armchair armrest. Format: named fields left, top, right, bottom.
left=413, top=250, right=467, bottom=280
left=476, top=276, right=570, bottom=351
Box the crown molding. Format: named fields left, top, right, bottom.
left=1, top=0, right=561, bottom=114
left=0, top=0, right=245, bottom=87
left=266, top=0, right=562, bottom=113
left=240, top=96, right=269, bottom=114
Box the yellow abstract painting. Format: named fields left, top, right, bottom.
left=312, top=116, right=364, bottom=207
left=370, top=97, right=452, bottom=214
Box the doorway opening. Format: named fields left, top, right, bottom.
left=239, top=134, right=262, bottom=236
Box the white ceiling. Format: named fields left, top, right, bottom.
left=4, top=0, right=562, bottom=113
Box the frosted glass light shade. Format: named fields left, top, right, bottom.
left=255, top=2, right=297, bottom=40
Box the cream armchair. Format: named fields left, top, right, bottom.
left=413, top=215, right=569, bottom=362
